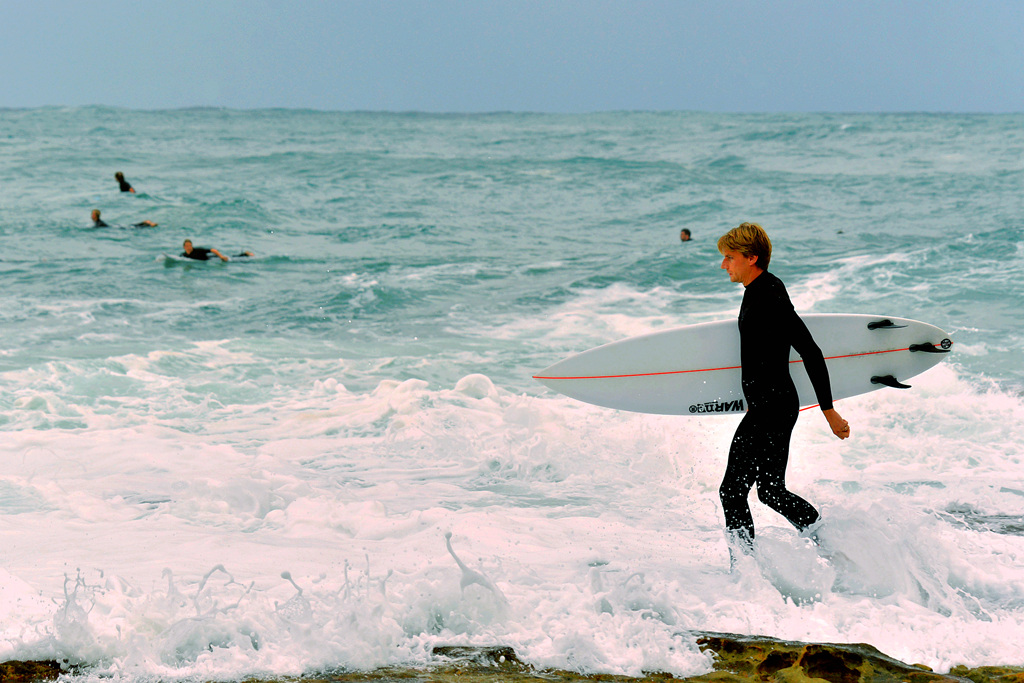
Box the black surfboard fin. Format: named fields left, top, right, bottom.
left=867, top=319, right=908, bottom=330
left=909, top=342, right=951, bottom=354
left=871, top=375, right=911, bottom=389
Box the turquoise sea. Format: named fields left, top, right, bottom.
left=1, top=108, right=1023, bottom=681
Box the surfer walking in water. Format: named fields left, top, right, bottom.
left=717, top=223, right=850, bottom=560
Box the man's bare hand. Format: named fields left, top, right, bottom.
left=823, top=408, right=851, bottom=440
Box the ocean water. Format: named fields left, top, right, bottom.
left=1, top=107, right=1023, bottom=681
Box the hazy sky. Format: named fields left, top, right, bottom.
left=3, top=0, right=1022, bottom=113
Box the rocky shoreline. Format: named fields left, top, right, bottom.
left=3, top=633, right=1022, bottom=683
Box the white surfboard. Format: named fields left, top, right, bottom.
left=533, top=314, right=953, bottom=415
left=161, top=253, right=250, bottom=264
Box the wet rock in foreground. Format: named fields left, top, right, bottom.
left=0, top=660, right=65, bottom=683
left=4, top=634, right=1024, bottom=683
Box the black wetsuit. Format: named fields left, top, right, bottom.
left=719, top=270, right=833, bottom=543
left=181, top=248, right=251, bottom=260
left=93, top=219, right=109, bottom=227
left=182, top=247, right=214, bottom=261
left=118, top=179, right=134, bottom=192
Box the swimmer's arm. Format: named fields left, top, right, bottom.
left=211, top=248, right=229, bottom=262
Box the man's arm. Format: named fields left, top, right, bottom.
left=785, top=300, right=851, bottom=439
left=211, top=248, right=229, bottom=262
left=788, top=310, right=835, bottom=411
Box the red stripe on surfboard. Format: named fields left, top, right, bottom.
left=534, top=363, right=741, bottom=381
left=532, top=344, right=939, bottom=381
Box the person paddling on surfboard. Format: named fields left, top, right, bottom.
left=181, top=239, right=254, bottom=262
left=91, top=209, right=157, bottom=228
left=717, top=222, right=850, bottom=560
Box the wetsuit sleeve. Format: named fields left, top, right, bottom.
left=788, top=310, right=834, bottom=411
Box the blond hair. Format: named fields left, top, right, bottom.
left=717, top=222, right=772, bottom=270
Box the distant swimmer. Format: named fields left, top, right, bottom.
left=91, top=209, right=157, bottom=228
left=680, top=228, right=692, bottom=242
left=181, top=239, right=254, bottom=262
left=115, top=171, right=135, bottom=193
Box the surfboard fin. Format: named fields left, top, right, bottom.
left=867, top=319, right=908, bottom=330
left=871, top=375, right=911, bottom=389
left=909, top=342, right=951, bottom=353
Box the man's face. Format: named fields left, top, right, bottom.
left=183, top=241, right=193, bottom=254
left=720, top=248, right=759, bottom=285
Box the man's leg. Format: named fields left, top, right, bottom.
left=720, top=412, right=761, bottom=543
left=755, top=408, right=820, bottom=531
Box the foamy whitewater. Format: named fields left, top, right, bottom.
left=1, top=108, right=1023, bottom=681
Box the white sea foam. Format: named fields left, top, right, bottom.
left=2, top=352, right=1023, bottom=680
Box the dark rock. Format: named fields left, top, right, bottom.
left=694, top=632, right=956, bottom=683
left=0, top=660, right=63, bottom=683
left=948, top=665, right=1024, bottom=683
left=431, top=645, right=524, bottom=670
left=4, top=636, right=1022, bottom=683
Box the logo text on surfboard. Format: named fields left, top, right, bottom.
left=689, top=399, right=744, bottom=414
